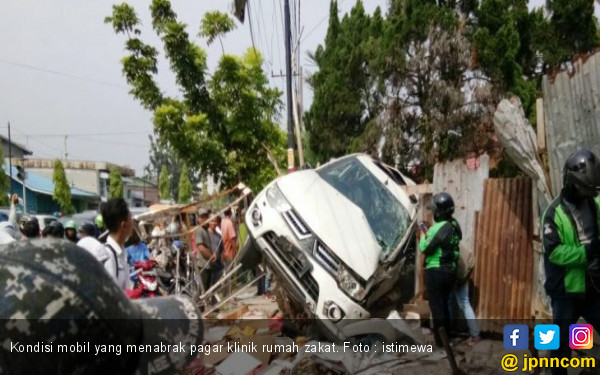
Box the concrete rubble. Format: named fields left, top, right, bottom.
left=183, top=290, right=559, bottom=375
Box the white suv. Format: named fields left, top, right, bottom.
left=244, top=154, right=418, bottom=342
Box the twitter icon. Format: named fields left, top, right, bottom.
left=535, top=324, right=560, bottom=350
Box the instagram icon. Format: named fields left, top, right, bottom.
left=570, top=324, right=593, bottom=349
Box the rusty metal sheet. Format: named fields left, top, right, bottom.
left=542, top=52, right=600, bottom=195
left=474, top=178, right=533, bottom=333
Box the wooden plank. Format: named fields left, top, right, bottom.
left=536, top=98, right=546, bottom=152
left=402, top=184, right=433, bottom=196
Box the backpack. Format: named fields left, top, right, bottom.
left=456, top=242, right=475, bottom=282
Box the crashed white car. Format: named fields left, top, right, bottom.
left=243, top=154, right=419, bottom=342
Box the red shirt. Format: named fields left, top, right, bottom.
left=221, top=217, right=237, bottom=261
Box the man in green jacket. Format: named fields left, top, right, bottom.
left=419, top=192, right=462, bottom=346
left=543, top=149, right=600, bottom=375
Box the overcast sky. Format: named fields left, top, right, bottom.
left=0, top=0, right=595, bottom=175
left=0, top=0, right=387, bottom=175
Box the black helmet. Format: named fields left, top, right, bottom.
left=20, top=216, right=40, bottom=238
left=563, top=149, right=600, bottom=199
left=431, top=192, right=455, bottom=221
left=49, top=220, right=64, bottom=238
left=79, top=222, right=97, bottom=237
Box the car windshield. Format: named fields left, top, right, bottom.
left=317, top=157, right=411, bottom=258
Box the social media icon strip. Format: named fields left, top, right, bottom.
left=504, top=324, right=529, bottom=350
left=534, top=324, right=560, bottom=350
left=570, top=324, right=593, bottom=350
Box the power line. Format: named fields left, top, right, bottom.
left=272, top=0, right=284, bottom=72
left=247, top=0, right=259, bottom=54
left=0, top=58, right=128, bottom=91
left=301, top=0, right=347, bottom=44
left=75, top=136, right=148, bottom=148
left=24, top=131, right=151, bottom=138
left=257, top=0, right=274, bottom=68
left=12, top=133, right=63, bottom=156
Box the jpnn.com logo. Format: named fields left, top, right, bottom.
left=504, top=325, right=529, bottom=350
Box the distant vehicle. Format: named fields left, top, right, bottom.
left=0, top=209, right=10, bottom=222
left=59, top=210, right=98, bottom=228
left=243, top=153, right=419, bottom=343
left=33, top=215, right=58, bottom=231
left=0, top=206, right=23, bottom=223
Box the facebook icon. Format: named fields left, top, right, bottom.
left=504, top=325, right=529, bottom=350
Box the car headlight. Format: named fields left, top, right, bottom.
left=266, top=184, right=291, bottom=212
left=338, top=266, right=367, bottom=301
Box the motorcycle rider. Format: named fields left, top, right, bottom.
left=95, top=213, right=106, bottom=243
left=419, top=192, right=462, bottom=347
left=64, top=220, right=78, bottom=243
left=542, top=149, right=600, bottom=375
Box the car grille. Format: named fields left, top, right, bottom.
left=282, top=209, right=312, bottom=239
left=314, top=240, right=341, bottom=275
left=264, top=232, right=319, bottom=301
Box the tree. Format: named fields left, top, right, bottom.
left=0, top=146, right=9, bottom=206
left=109, top=166, right=124, bottom=199
left=178, top=163, right=192, bottom=203
left=52, top=159, right=74, bottom=214
left=542, top=0, right=600, bottom=68
left=199, top=11, right=236, bottom=55
left=159, top=165, right=170, bottom=201
left=305, top=1, right=385, bottom=163
left=471, top=0, right=544, bottom=117
left=145, top=135, right=200, bottom=202
left=106, top=1, right=284, bottom=192
left=377, top=25, right=497, bottom=181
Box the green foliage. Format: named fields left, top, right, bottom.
left=307, top=0, right=600, bottom=181
left=471, top=0, right=539, bottom=116
left=107, top=0, right=284, bottom=193
left=145, top=135, right=199, bottom=203
left=104, top=3, right=140, bottom=34
left=306, top=1, right=385, bottom=163
left=178, top=163, right=192, bottom=203
left=109, top=166, right=124, bottom=199
left=542, top=0, right=600, bottom=67
left=199, top=11, right=236, bottom=53
left=52, top=159, right=74, bottom=214
left=159, top=165, right=170, bottom=201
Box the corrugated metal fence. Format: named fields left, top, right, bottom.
left=542, top=52, right=600, bottom=195
left=433, top=154, right=489, bottom=257
left=473, top=178, right=533, bottom=333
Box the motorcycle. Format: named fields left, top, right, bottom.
left=126, top=259, right=163, bottom=299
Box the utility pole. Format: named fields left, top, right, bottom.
left=292, top=62, right=305, bottom=168
left=64, top=135, right=68, bottom=162
left=284, top=0, right=295, bottom=172
left=8, top=122, right=13, bottom=196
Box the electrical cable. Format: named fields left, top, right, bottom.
left=0, top=58, right=128, bottom=91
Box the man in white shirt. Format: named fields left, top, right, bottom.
left=101, top=198, right=134, bottom=292
left=76, top=223, right=106, bottom=262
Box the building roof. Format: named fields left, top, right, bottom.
left=0, top=135, right=33, bottom=156
left=129, top=177, right=158, bottom=188
left=2, top=165, right=99, bottom=199
left=10, top=158, right=135, bottom=176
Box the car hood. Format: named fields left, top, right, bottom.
left=277, top=171, right=380, bottom=280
